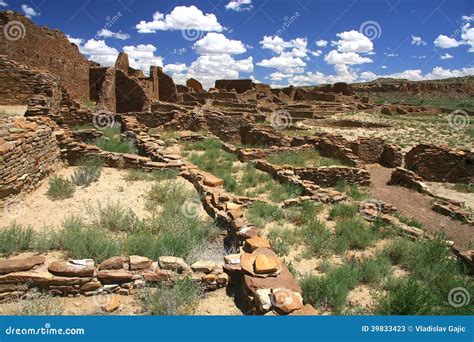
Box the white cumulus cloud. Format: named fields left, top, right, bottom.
left=333, top=30, right=373, bottom=53
left=315, top=39, right=328, bottom=47
left=21, top=4, right=39, bottom=18
left=225, top=0, right=252, bottom=11
left=411, top=35, right=426, bottom=46
left=123, top=44, right=163, bottom=72
left=96, top=29, right=130, bottom=40
left=324, top=50, right=373, bottom=65
left=193, top=33, right=246, bottom=55
left=440, top=53, right=453, bottom=60
left=434, top=34, right=461, bottom=48
left=135, top=5, right=223, bottom=33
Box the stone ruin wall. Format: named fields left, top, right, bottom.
left=0, top=116, right=61, bottom=206
left=0, top=11, right=90, bottom=101
left=405, top=144, right=474, bottom=183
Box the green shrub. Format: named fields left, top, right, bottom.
left=88, top=202, right=143, bottom=233
left=333, top=217, right=378, bottom=253
left=57, top=216, right=121, bottom=263
left=71, top=158, right=103, bottom=187
left=300, top=263, right=360, bottom=313
left=95, top=136, right=137, bottom=154
left=246, top=202, right=283, bottom=227
left=329, top=203, right=358, bottom=220
left=335, top=181, right=370, bottom=200
left=183, top=138, right=222, bottom=151
left=451, top=183, right=474, bottom=193
left=394, top=212, right=423, bottom=228
left=0, top=223, right=33, bottom=256
left=267, top=149, right=342, bottom=168
left=124, top=169, right=179, bottom=182
left=298, top=219, right=332, bottom=257
left=357, top=256, right=391, bottom=285
left=267, top=227, right=296, bottom=256
left=140, top=277, right=202, bottom=315
left=46, top=175, right=75, bottom=200
left=375, top=278, right=436, bottom=315
left=8, top=289, right=64, bottom=315
left=146, top=181, right=192, bottom=211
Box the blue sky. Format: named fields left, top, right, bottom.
left=2, top=0, right=473, bottom=88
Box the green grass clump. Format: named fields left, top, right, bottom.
left=94, top=126, right=137, bottom=154
left=57, top=216, right=121, bottom=263
left=0, top=223, right=33, bottom=256
left=7, top=289, right=64, bottom=315
left=375, top=278, right=436, bottom=315
left=357, top=255, right=391, bottom=285
left=452, top=183, right=474, bottom=193
left=183, top=138, right=222, bottom=151
left=394, top=212, right=423, bottom=228
left=379, top=236, right=474, bottom=314
left=335, top=181, right=370, bottom=201
left=333, top=217, right=379, bottom=253
left=71, top=157, right=103, bottom=187
left=267, top=149, right=342, bottom=168
left=88, top=202, right=143, bottom=233
left=124, top=169, right=179, bottom=182
left=298, top=217, right=332, bottom=257
left=46, top=175, right=75, bottom=200
left=300, top=263, right=360, bottom=313
left=267, top=227, right=297, bottom=256
left=140, top=277, right=202, bottom=315
left=246, top=202, right=283, bottom=227
left=329, top=203, right=358, bottom=220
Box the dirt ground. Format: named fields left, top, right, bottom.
left=369, top=166, right=474, bottom=249
left=0, top=166, right=173, bottom=230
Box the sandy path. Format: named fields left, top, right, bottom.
left=369, top=166, right=474, bottom=250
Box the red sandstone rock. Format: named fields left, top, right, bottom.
left=0, top=256, right=45, bottom=275
left=48, top=260, right=95, bottom=277
left=186, top=78, right=204, bottom=92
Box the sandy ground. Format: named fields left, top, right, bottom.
left=194, top=286, right=245, bottom=315
left=425, top=182, right=474, bottom=210
left=0, top=167, right=200, bottom=230
left=0, top=105, right=27, bottom=116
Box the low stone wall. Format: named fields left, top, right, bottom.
left=388, top=167, right=428, bottom=193
left=294, top=166, right=371, bottom=187
left=0, top=117, right=61, bottom=207
left=0, top=255, right=229, bottom=304
left=181, top=168, right=318, bottom=315
left=405, top=144, right=474, bottom=183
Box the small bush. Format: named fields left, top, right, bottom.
left=146, top=181, right=191, bottom=210
left=0, top=223, right=33, bottom=256
left=46, top=175, right=75, bottom=200
left=333, top=217, right=378, bottom=253
left=71, top=158, right=102, bottom=187
left=124, top=169, right=179, bottom=182
left=329, top=203, right=358, bottom=220
left=267, top=149, right=342, bottom=168
left=452, top=183, right=474, bottom=193
left=394, top=212, right=423, bottom=228
left=335, top=181, right=370, bottom=200
left=88, top=202, right=143, bottom=233
left=9, top=289, right=64, bottom=315
left=246, top=202, right=283, bottom=227
left=140, top=277, right=202, bottom=315
left=300, top=263, right=360, bottom=313
left=357, top=256, right=391, bottom=285
left=57, top=216, right=121, bottom=263
left=183, top=138, right=222, bottom=151
left=267, top=227, right=296, bottom=256
left=375, top=278, right=436, bottom=315
left=299, top=219, right=332, bottom=257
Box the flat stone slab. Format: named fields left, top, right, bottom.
left=0, top=256, right=45, bottom=275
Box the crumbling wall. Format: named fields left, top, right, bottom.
left=0, top=117, right=61, bottom=206
left=115, top=70, right=150, bottom=113
left=0, top=11, right=90, bottom=100
left=405, top=144, right=474, bottom=183
left=215, top=79, right=254, bottom=93
left=158, top=67, right=177, bottom=102
left=294, top=166, right=371, bottom=187
left=89, top=67, right=116, bottom=112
